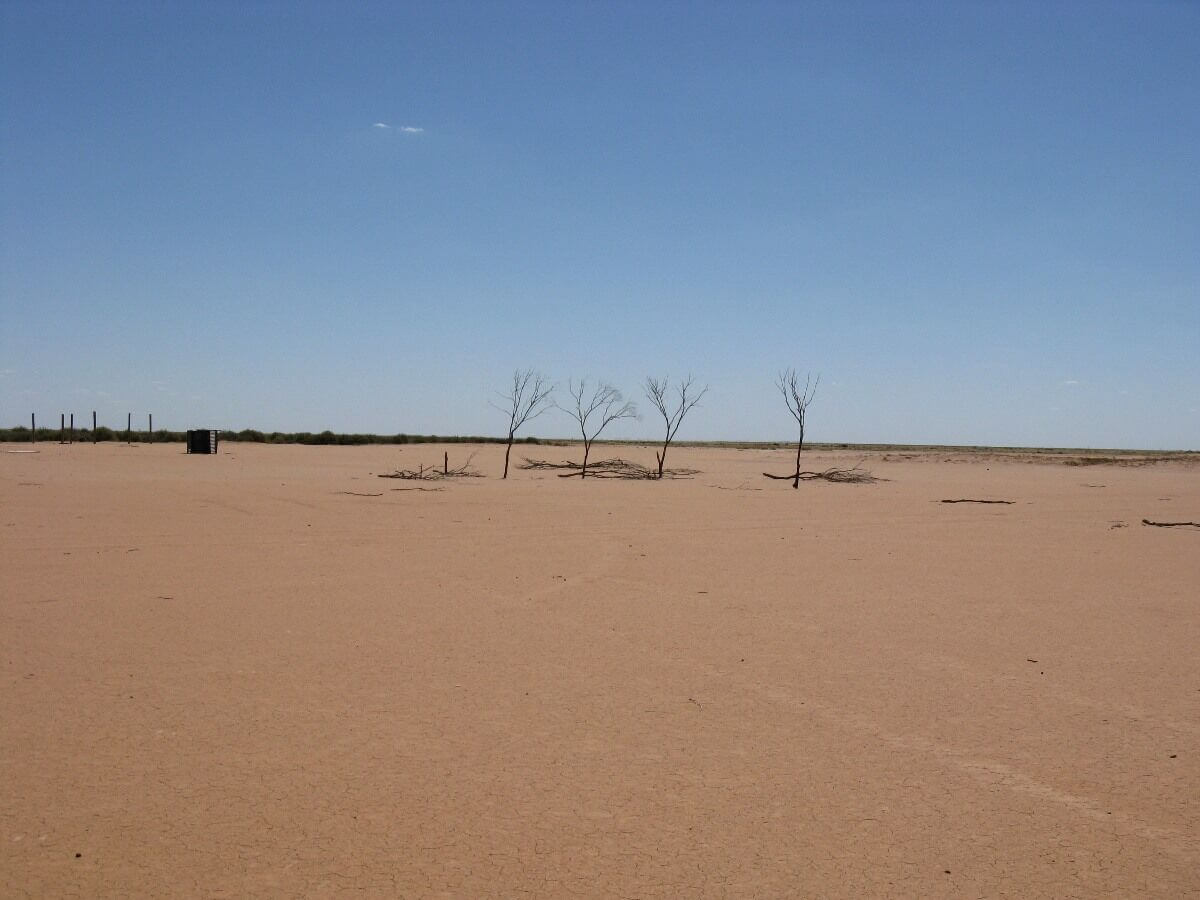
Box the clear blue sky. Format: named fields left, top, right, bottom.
left=2, top=1, right=1197, bottom=448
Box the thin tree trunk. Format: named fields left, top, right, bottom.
left=792, top=423, right=805, bottom=489
left=658, top=438, right=669, bottom=479
left=503, top=435, right=514, bottom=479
left=581, top=442, right=590, bottom=479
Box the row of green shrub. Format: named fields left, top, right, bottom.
left=0, top=426, right=546, bottom=446
left=0, top=426, right=181, bottom=443
left=221, top=430, right=548, bottom=445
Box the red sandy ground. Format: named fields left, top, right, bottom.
left=2, top=442, right=1197, bottom=897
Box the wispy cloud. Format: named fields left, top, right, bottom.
left=1061, top=379, right=1081, bottom=386
left=400, top=125, right=424, bottom=134
left=372, top=122, right=390, bottom=129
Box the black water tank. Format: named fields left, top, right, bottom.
left=186, top=430, right=218, bottom=454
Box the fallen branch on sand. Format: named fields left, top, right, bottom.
left=940, top=498, right=1014, bottom=504
left=762, top=465, right=880, bottom=484
left=340, top=491, right=383, bottom=497
left=520, top=457, right=699, bottom=480
left=378, top=453, right=483, bottom=481
left=1141, top=519, right=1199, bottom=529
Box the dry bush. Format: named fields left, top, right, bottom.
left=764, top=464, right=881, bottom=484
left=378, top=453, right=484, bottom=481
left=521, top=457, right=699, bottom=480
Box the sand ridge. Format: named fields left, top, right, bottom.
left=2, top=442, right=1198, bottom=896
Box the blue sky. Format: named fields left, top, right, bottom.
left=2, top=1, right=1197, bottom=448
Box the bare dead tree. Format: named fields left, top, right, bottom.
left=490, top=368, right=554, bottom=478
left=556, top=379, right=637, bottom=479
left=764, top=369, right=819, bottom=489
left=644, top=375, right=708, bottom=479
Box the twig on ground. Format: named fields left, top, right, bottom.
left=378, top=453, right=484, bottom=481
left=520, top=457, right=699, bottom=480
left=940, top=498, right=1014, bottom=504
left=340, top=491, right=383, bottom=497
left=1141, top=519, right=1199, bottom=529
left=762, top=465, right=880, bottom=484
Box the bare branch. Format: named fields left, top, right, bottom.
left=776, top=369, right=818, bottom=426
left=558, top=379, right=637, bottom=441
left=490, top=368, right=554, bottom=437
left=520, top=457, right=699, bottom=479
left=762, top=465, right=880, bottom=484
left=378, top=452, right=484, bottom=480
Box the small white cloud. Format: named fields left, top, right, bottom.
left=0, top=368, right=13, bottom=377
left=372, top=122, right=390, bottom=129
left=1062, top=379, right=1080, bottom=386
left=400, top=125, right=424, bottom=134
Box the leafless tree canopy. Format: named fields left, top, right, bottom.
left=778, top=369, right=818, bottom=430
left=555, top=379, right=637, bottom=479
left=644, top=374, right=708, bottom=479
left=490, top=368, right=554, bottom=478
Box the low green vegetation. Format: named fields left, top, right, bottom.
left=219, top=430, right=549, bottom=446
left=0, top=426, right=550, bottom=446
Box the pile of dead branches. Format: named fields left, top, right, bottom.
left=763, top=464, right=880, bottom=484
left=520, top=457, right=699, bottom=480
left=378, top=453, right=484, bottom=481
